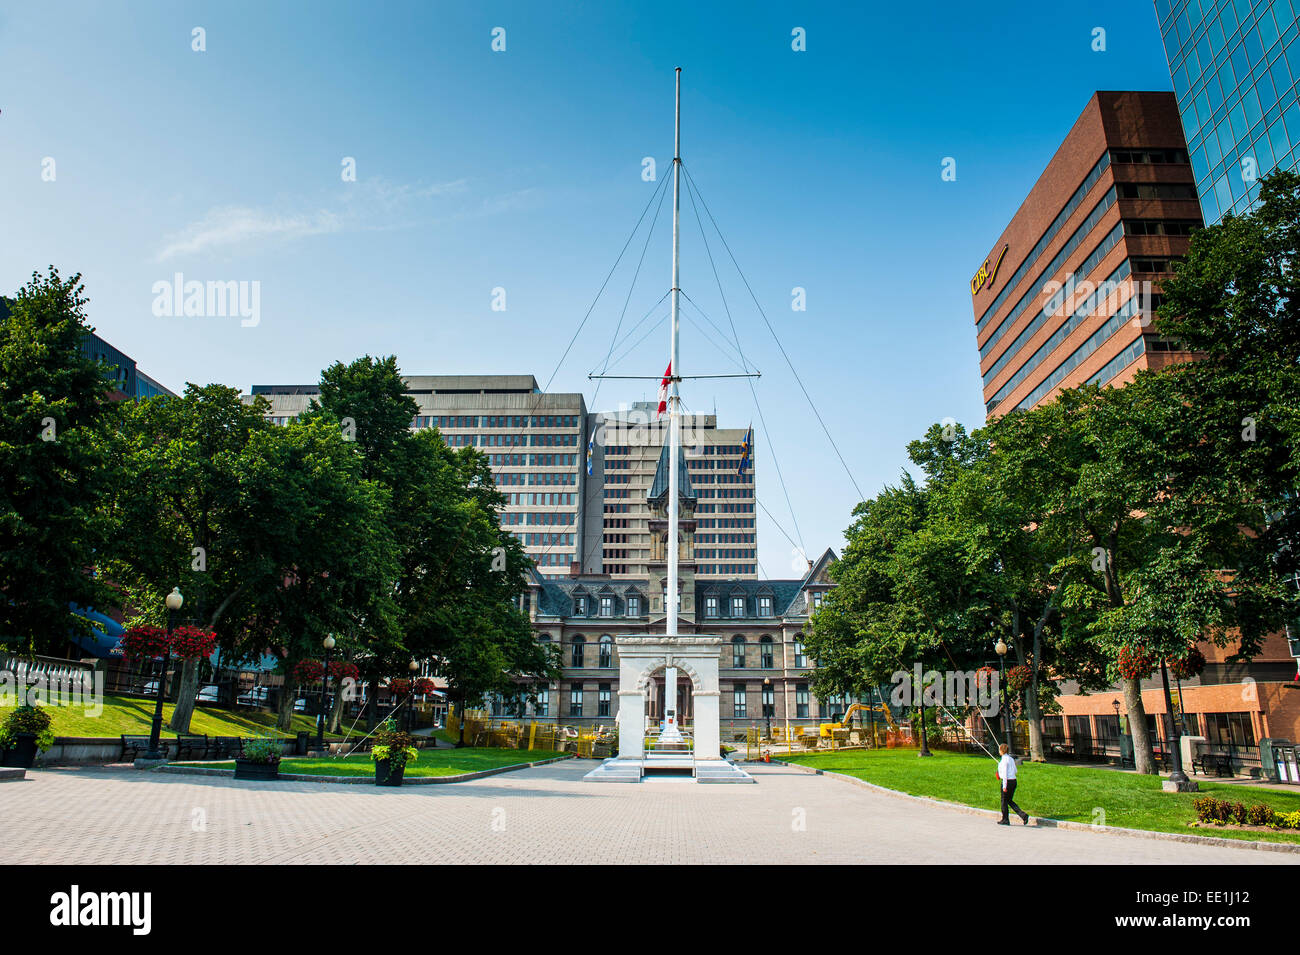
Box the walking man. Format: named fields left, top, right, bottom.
left=997, top=742, right=1029, bottom=826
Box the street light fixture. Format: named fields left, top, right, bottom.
left=144, top=587, right=183, bottom=762
left=1112, top=698, right=1122, bottom=761
left=317, top=634, right=336, bottom=751
left=407, top=659, right=419, bottom=732
left=995, top=638, right=1011, bottom=757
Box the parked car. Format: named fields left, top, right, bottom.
left=196, top=684, right=220, bottom=703
left=237, top=686, right=307, bottom=712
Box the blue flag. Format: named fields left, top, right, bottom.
left=586, top=435, right=594, bottom=476
left=737, top=427, right=752, bottom=476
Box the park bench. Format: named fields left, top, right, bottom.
left=173, top=735, right=209, bottom=760
left=120, top=735, right=164, bottom=761
left=209, top=736, right=243, bottom=759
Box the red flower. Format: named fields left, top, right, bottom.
left=117, top=625, right=170, bottom=661
left=1007, top=664, right=1032, bottom=693
left=1167, top=644, right=1207, bottom=680
left=169, top=625, right=217, bottom=661
left=329, top=661, right=359, bottom=681
left=292, top=660, right=326, bottom=684
left=1117, top=644, right=1155, bottom=681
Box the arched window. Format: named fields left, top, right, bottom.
left=760, top=635, right=774, bottom=669
left=731, top=635, right=747, bottom=668
left=571, top=635, right=586, bottom=668
left=599, top=635, right=613, bottom=669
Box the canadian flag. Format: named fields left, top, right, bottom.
left=656, top=361, right=672, bottom=417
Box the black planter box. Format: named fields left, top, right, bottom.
left=0, top=733, right=38, bottom=769
left=233, top=758, right=281, bottom=781
left=374, top=758, right=405, bottom=786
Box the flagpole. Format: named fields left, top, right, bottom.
left=661, top=66, right=684, bottom=743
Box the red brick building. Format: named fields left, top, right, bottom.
left=972, top=91, right=1300, bottom=774
left=973, top=91, right=1202, bottom=418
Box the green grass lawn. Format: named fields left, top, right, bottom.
left=179, top=747, right=566, bottom=777
left=0, top=693, right=363, bottom=740
left=782, top=748, right=1300, bottom=845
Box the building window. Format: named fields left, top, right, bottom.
left=569, top=684, right=583, bottom=717
left=796, top=684, right=810, bottom=719
left=662, top=588, right=680, bottom=613
left=1204, top=712, right=1256, bottom=747
left=731, top=596, right=745, bottom=617
left=600, top=596, right=613, bottom=617
left=758, top=595, right=773, bottom=617
left=627, top=595, right=640, bottom=617
left=733, top=684, right=747, bottom=719
left=599, top=635, right=613, bottom=669
left=575, top=596, right=587, bottom=616
left=762, top=683, right=775, bottom=717
left=598, top=683, right=611, bottom=717
left=812, top=591, right=824, bottom=610
left=793, top=638, right=807, bottom=669
left=705, top=596, right=719, bottom=618
left=571, top=636, right=585, bottom=668
left=731, top=635, right=747, bottom=668
left=535, top=687, right=550, bottom=717
left=760, top=635, right=774, bottom=669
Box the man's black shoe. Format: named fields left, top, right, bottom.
left=997, top=820, right=1010, bottom=825
left=1020, top=812, right=1030, bottom=825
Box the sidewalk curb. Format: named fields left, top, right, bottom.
left=770, top=759, right=1300, bottom=855
left=156, top=754, right=573, bottom=785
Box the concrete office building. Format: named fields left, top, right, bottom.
left=247, top=377, right=757, bottom=580
left=249, top=375, right=588, bottom=575
left=581, top=402, right=756, bottom=581
left=1156, top=0, right=1300, bottom=223
left=972, top=91, right=1203, bottom=417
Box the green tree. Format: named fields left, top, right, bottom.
left=0, top=269, right=117, bottom=655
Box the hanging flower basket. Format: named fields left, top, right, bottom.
left=169, top=625, right=217, bottom=660
left=1167, top=644, right=1207, bottom=680
left=292, top=660, right=326, bottom=684
left=117, top=625, right=170, bottom=661
left=328, top=661, right=359, bottom=681
left=1007, top=664, right=1032, bottom=693
left=1117, top=644, right=1155, bottom=681
left=975, top=666, right=998, bottom=693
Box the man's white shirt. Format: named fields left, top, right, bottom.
left=997, top=754, right=1017, bottom=788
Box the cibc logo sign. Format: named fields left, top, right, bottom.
left=970, top=243, right=1008, bottom=296
left=49, top=885, right=152, bottom=936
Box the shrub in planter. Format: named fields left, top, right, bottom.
left=234, top=734, right=282, bottom=780
left=371, top=719, right=418, bottom=786
left=0, top=705, right=56, bottom=768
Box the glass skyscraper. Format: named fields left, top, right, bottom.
left=1156, top=0, right=1300, bottom=223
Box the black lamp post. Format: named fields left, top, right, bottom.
left=995, top=638, right=1012, bottom=756
left=317, top=634, right=335, bottom=751
left=1159, top=658, right=1195, bottom=790
left=763, top=677, right=772, bottom=739
left=1112, top=698, right=1122, bottom=758
left=406, top=659, right=419, bottom=732
left=144, top=587, right=183, bottom=762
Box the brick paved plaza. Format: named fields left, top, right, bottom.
left=2, top=761, right=1293, bottom=865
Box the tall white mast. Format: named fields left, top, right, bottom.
left=661, top=67, right=684, bottom=742
left=667, top=66, right=682, bottom=642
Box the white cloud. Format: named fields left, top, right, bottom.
left=155, top=207, right=341, bottom=261
left=154, top=177, right=492, bottom=261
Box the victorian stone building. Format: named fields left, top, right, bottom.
left=501, top=441, right=841, bottom=738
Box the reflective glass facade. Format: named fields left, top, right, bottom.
left=1157, top=0, right=1300, bottom=222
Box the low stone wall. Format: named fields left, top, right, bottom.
left=35, top=736, right=301, bottom=766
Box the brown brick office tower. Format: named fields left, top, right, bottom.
left=972, top=91, right=1202, bottom=418
left=972, top=92, right=1300, bottom=776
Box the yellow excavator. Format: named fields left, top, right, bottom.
left=820, top=701, right=898, bottom=738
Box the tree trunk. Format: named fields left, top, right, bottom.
left=1025, top=689, right=1045, bottom=762
left=1124, top=676, right=1156, bottom=774
left=276, top=683, right=295, bottom=731
left=168, top=658, right=201, bottom=733
left=329, top=686, right=346, bottom=734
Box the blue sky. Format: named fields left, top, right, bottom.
left=0, top=1, right=1178, bottom=573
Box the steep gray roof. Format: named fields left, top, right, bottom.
left=648, top=440, right=695, bottom=502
